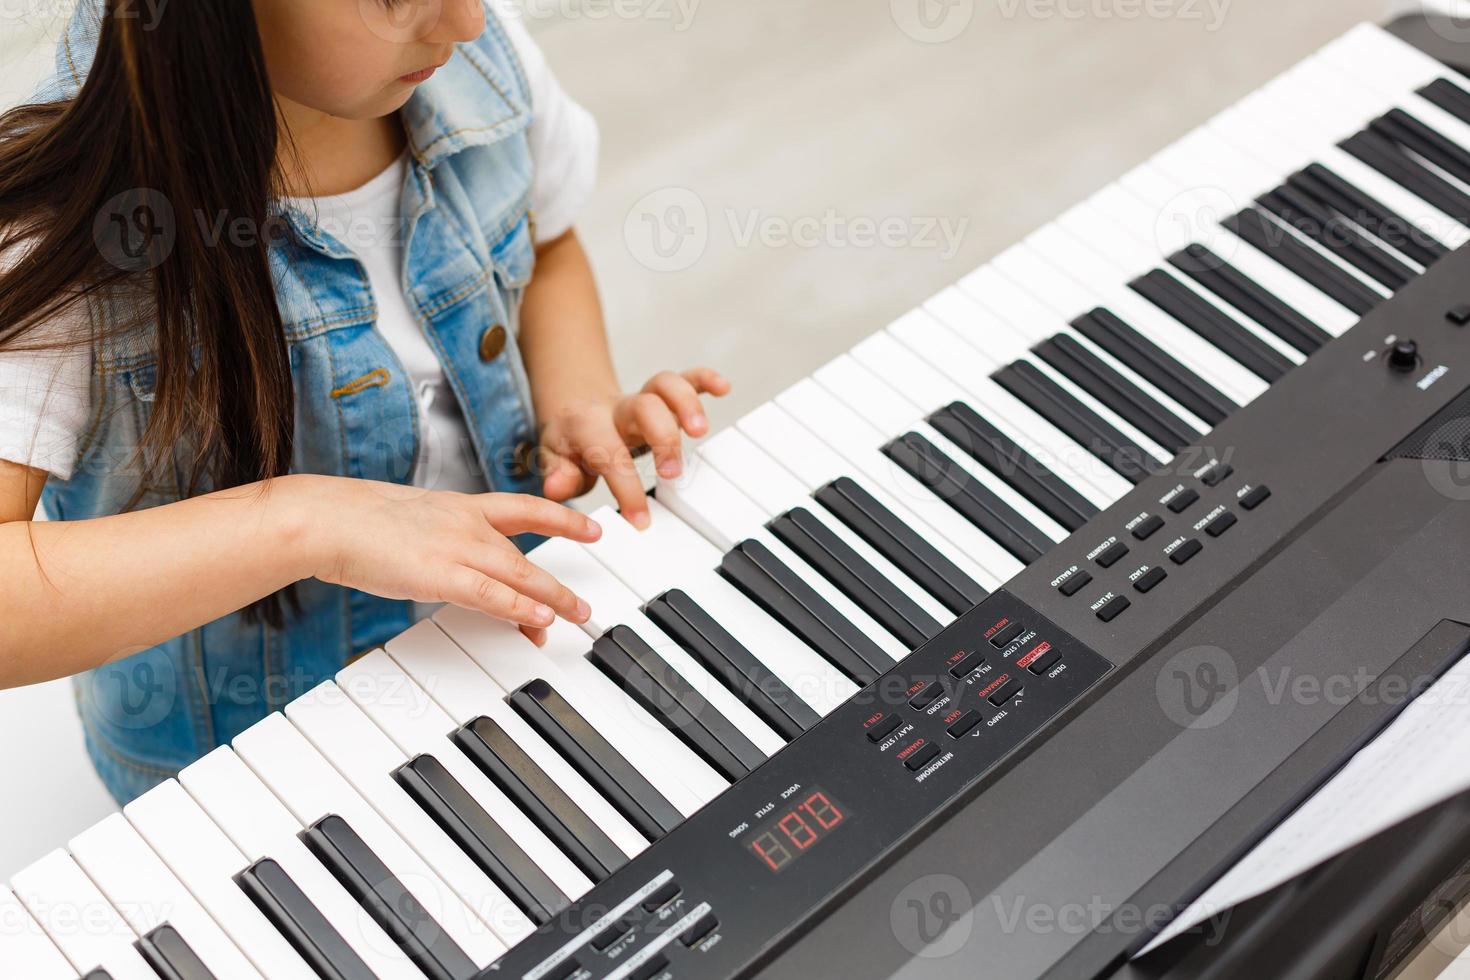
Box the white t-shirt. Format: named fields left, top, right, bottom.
left=0, top=18, right=596, bottom=489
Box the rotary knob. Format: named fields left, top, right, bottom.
left=1389, top=340, right=1419, bottom=372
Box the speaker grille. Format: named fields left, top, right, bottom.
left=1386, top=386, right=1470, bottom=462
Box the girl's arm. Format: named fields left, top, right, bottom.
left=518, top=230, right=729, bottom=529
left=0, top=460, right=600, bottom=689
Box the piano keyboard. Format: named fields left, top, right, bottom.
left=8, top=21, right=1470, bottom=980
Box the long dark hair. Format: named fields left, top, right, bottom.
left=0, top=1, right=297, bottom=621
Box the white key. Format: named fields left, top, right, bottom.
left=777, top=378, right=1017, bottom=588
left=0, top=884, right=77, bottom=979
left=431, top=606, right=724, bottom=813
left=179, top=748, right=426, bottom=980
left=657, top=459, right=911, bottom=661
left=283, top=682, right=534, bottom=948
left=699, top=428, right=954, bottom=626
left=812, top=354, right=1069, bottom=543
left=987, top=244, right=1213, bottom=433
left=125, top=780, right=318, bottom=980
left=885, top=308, right=1130, bottom=506
left=383, top=619, right=648, bottom=858
left=337, top=650, right=595, bottom=900
left=232, top=713, right=507, bottom=966
left=581, top=500, right=857, bottom=715
left=69, top=813, right=262, bottom=979
left=532, top=537, right=788, bottom=754
left=11, top=850, right=155, bottom=980
left=734, top=403, right=995, bottom=587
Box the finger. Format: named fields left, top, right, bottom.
left=681, top=367, right=732, bottom=397
left=482, top=493, right=602, bottom=542
left=444, top=566, right=556, bottom=628
left=630, top=393, right=684, bottom=479
left=642, top=371, right=708, bottom=439
left=519, top=624, right=548, bottom=648
left=468, top=545, right=591, bottom=624
left=541, top=448, right=589, bottom=502
left=581, top=423, right=650, bottom=529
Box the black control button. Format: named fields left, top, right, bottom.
left=545, top=958, right=581, bottom=980
left=1167, top=489, right=1200, bottom=514
left=1132, top=515, right=1165, bottom=541
left=1134, top=566, right=1168, bottom=594
left=909, top=682, right=943, bottom=710
left=1240, top=485, right=1271, bottom=510
left=1170, top=538, right=1203, bottom=564
left=1095, top=541, right=1130, bottom=568
left=1389, top=339, right=1420, bottom=372
left=590, top=917, right=634, bottom=952
left=948, top=650, right=987, bottom=679
left=642, top=881, right=682, bottom=913
left=1096, top=595, right=1131, bottom=623
left=1200, top=463, right=1234, bottom=488
left=903, top=741, right=941, bottom=771
left=1448, top=304, right=1470, bottom=326
left=987, top=677, right=1024, bottom=707
left=1205, top=511, right=1238, bottom=538
left=1058, top=571, right=1092, bottom=597
left=864, top=713, right=902, bottom=743
left=680, top=912, right=719, bottom=947
left=946, top=710, right=984, bottom=738
left=989, top=621, right=1025, bottom=648
left=1025, top=647, right=1063, bottom=675
left=629, top=953, right=670, bottom=980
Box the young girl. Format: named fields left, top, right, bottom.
left=0, top=0, right=728, bottom=805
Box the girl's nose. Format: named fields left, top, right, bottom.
left=430, top=0, right=486, bottom=44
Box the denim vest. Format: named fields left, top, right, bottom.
left=39, top=1, right=545, bottom=803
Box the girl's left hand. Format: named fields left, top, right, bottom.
left=538, top=367, right=731, bottom=528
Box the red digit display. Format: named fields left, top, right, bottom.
left=741, top=786, right=848, bottom=874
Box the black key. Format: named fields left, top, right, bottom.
left=135, top=925, right=217, bottom=980
left=1095, top=541, right=1129, bottom=569
left=909, top=682, right=943, bottom=710
left=1240, top=485, right=1271, bottom=510
left=1205, top=511, right=1238, bottom=538
left=681, top=912, right=719, bottom=947
left=947, top=710, right=983, bottom=738
left=589, top=625, right=766, bottom=781
left=302, top=815, right=476, bottom=980
left=510, top=679, right=683, bottom=840
left=1169, top=244, right=1331, bottom=355
left=986, top=677, right=1023, bottom=707
left=948, top=649, right=987, bottom=678
left=1257, top=186, right=1414, bottom=291
left=544, top=958, right=581, bottom=980
left=1224, top=207, right=1381, bottom=316
left=234, top=858, right=375, bottom=980
left=1025, top=646, right=1063, bottom=675
left=903, top=742, right=942, bottom=771
left=989, top=620, right=1024, bottom=648
left=815, top=476, right=987, bottom=614
left=1058, top=571, right=1092, bottom=597
left=590, top=916, right=634, bottom=952
left=720, top=538, right=887, bottom=684
left=1341, top=129, right=1470, bottom=226
left=1095, top=595, right=1131, bottom=623
left=1034, top=333, right=1197, bottom=452
left=1072, top=308, right=1236, bottom=426
left=451, top=716, right=624, bottom=884
left=642, top=880, right=682, bottom=913
left=394, top=753, right=568, bottom=925
left=1167, top=488, right=1200, bottom=513
left=1419, top=78, right=1470, bottom=128
left=1373, top=109, right=1470, bottom=189
left=630, top=953, right=671, bottom=980
left=1289, top=163, right=1447, bottom=266
left=1130, top=269, right=1294, bottom=383
left=882, top=431, right=1053, bottom=564
left=1132, top=515, right=1165, bottom=541
left=770, top=507, right=942, bottom=649
left=928, top=401, right=1097, bottom=532
left=1199, top=463, right=1233, bottom=487
left=1170, top=538, right=1203, bottom=565
left=1134, top=566, right=1168, bottom=594
left=992, top=360, right=1157, bottom=484
left=865, top=713, right=903, bottom=742
left=645, top=589, right=820, bottom=740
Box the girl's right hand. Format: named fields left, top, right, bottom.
left=290, top=475, right=599, bottom=639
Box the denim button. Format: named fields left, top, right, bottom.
left=511, top=439, right=537, bottom=479
left=479, top=324, right=508, bottom=362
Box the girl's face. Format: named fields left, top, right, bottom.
left=252, top=0, right=486, bottom=120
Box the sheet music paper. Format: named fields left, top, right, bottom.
left=1136, top=652, right=1470, bottom=958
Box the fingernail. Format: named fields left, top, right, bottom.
left=584, top=517, right=602, bottom=538
left=575, top=598, right=592, bottom=622
left=534, top=603, right=554, bottom=624
left=691, top=413, right=708, bottom=432
left=629, top=510, right=651, bottom=530
left=658, top=459, right=681, bottom=478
